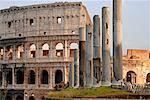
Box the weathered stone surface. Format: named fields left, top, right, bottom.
left=93, top=15, right=101, bottom=85
left=0, top=2, right=92, bottom=99
left=79, top=27, right=86, bottom=87
left=102, top=7, right=111, bottom=86
left=113, top=0, right=123, bottom=84
left=86, top=25, right=93, bottom=87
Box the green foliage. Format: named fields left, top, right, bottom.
left=48, top=86, right=130, bottom=99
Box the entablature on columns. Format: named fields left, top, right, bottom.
left=0, top=61, right=72, bottom=68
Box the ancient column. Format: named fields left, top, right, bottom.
left=113, top=0, right=123, bottom=84
left=93, top=15, right=101, bottom=85
left=79, top=27, right=86, bottom=87
left=102, top=7, right=111, bottom=86
left=74, top=49, right=77, bottom=86
left=86, top=25, right=93, bottom=87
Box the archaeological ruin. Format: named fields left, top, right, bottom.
left=0, top=0, right=149, bottom=100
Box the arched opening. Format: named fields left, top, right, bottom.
left=69, top=43, right=78, bottom=57
left=5, top=95, right=12, bottom=100
left=0, top=47, right=3, bottom=60
left=41, top=70, right=48, bottom=84
left=6, top=70, right=12, bottom=84
left=0, top=71, right=2, bottom=86
left=16, top=95, right=23, bottom=100
left=6, top=46, right=13, bottom=60
left=28, top=70, right=35, bottom=84
left=17, top=44, right=24, bottom=59
left=42, top=43, right=49, bottom=57
left=16, top=69, right=24, bottom=84
left=55, top=70, right=63, bottom=84
left=30, top=44, right=36, bottom=58
left=126, top=71, right=136, bottom=84
left=55, top=43, right=63, bottom=57
left=29, top=96, right=35, bottom=100
left=146, top=73, right=150, bottom=83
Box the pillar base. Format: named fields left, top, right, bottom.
left=111, top=79, right=124, bottom=89
left=101, top=81, right=111, bottom=86
left=93, top=81, right=101, bottom=87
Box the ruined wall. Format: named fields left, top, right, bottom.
left=0, top=2, right=92, bottom=99
left=123, top=49, right=150, bottom=84
left=0, top=2, right=91, bottom=39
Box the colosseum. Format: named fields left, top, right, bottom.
left=0, top=1, right=150, bottom=100
left=0, top=2, right=91, bottom=100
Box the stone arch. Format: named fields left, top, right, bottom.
left=146, top=73, right=150, bottom=83
left=16, top=69, right=24, bottom=84
left=55, top=43, right=63, bottom=57
left=41, top=70, right=49, bottom=84
left=29, top=43, right=36, bottom=58
left=28, top=70, right=36, bottom=84
left=0, top=47, right=3, bottom=60
left=6, top=70, right=12, bottom=84
left=126, top=71, right=136, bottom=84
left=29, top=96, right=35, bottom=100
left=0, top=71, right=2, bottom=86
left=6, top=45, right=13, bottom=60
left=16, top=95, right=23, bottom=100
left=55, top=70, right=63, bottom=84
left=17, top=44, right=24, bottom=59
left=69, top=43, right=78, bottom=57
left=42, top=43, right=49, bottom=56
left=5, top=95, right=12, bottom=100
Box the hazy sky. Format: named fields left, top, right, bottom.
left=0, top=0, right=149, bottom=55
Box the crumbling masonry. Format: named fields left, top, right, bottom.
left=0, top=2, right=91, bottom=100
left=0, top=1, right=150, bottom=100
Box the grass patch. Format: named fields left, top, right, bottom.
left=48, top=86, right=130, bottom=99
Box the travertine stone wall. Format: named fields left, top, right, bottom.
left=0, top=2, right=92, bottom=99
left=123, top=49, right=150, bottom=84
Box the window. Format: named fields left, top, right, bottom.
left=16, top=69, right=24, bottom=84
left=30, top=19, right=34, bottom=26
left=55, top=43, right=63, bottom=57
left=126, top=71, right=136, bottom=84
left=107, top=39, right=109, bottom=45
left=17, top=45, right=24, bottom=59
left=0, top=71, right=2, bottom=86
left=57, top=17, right=61, bottom=24
left=106, top=23, right=108, bottom=29
left=6, top=46, right=13, bottom=60
left=44, top=32, right=47, bottom=35
left=6, top=70, right=12, bottom=84
left=30, top=44, right=36, bottom=58
left=69, top=43, right=78, bottom=57
left=19, top=34, right=21, bottom=37
left=55, top=70, right=63, bottom=84
left=72, top=31, right=75, bottom=34
left=146, top=73, right=150, bottom=83
left=42, top=43, right=49, bottom=57
left=0, top=47, right=3, bottom=60
left=28, top=70, right=35, bottom=84
left=41, top=70, right=48, bottom=84
left=8, top=22, right=11, bottom=28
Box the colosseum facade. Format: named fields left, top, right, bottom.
left=0, top=2, right=91, bottom=100
left=0, top=1, right=150, bottom=100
